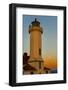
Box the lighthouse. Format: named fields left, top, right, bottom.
left=28, top=18, right=44, bottom=74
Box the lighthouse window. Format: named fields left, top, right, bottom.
left=39, top=48, right=41, bottom=55
left=39, top=62, right=41, bottom=69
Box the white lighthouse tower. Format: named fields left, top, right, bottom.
left=28, top=18, right=44, bottom=74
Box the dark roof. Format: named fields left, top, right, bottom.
left=44, top=67, right=50, bottom=70
left=23, top=64, right=36, bottom=71
left=23, top=53, right=30, bottom=65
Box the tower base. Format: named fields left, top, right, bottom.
left=28, top=58, right=44, bottom=74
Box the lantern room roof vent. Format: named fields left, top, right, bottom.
left=31, top=18, right=40, bottom=26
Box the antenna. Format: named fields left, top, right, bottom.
left=35, top=18, right=37, bottom=22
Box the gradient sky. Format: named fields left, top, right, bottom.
left=23, top=15, right=57, bottom=69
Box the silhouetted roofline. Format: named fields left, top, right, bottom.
left=23, top=64, right=37, bottom=71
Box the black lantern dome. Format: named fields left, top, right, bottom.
left=31, top=18, right=40, bottom=26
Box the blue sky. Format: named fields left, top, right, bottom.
left=23, top=15, right=57, bottom=58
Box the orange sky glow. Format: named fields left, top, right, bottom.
left=43, top=55, right=57, bottom=69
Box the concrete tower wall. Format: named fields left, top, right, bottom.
left=30, top=27, right=42, bottom=60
